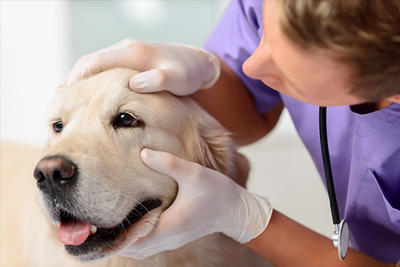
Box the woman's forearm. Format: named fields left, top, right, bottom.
left=190, top=59, right=283, bottom=146
left=246, top=210, right=397, bottom=267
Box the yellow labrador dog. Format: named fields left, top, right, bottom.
left=1, top=68, right=272, bottom=267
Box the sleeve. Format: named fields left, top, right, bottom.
left=203, top=0, right=282, bottom=115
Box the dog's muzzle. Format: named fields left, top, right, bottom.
left=33, top=154, right=163, bottom=260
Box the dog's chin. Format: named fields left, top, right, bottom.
left=71, top=208, right=162, bottom=263
left=42, top=198, right=163, bottom=263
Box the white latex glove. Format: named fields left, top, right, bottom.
left=119, top=148, right=273, bottom=260
left=61, top=38, right=221, bottom=95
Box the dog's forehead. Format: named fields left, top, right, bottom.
left=54, top=70, right=147, bottom=113
left=53, top=69, right=191, bottom=127
left=62, top=72, right=133, bottom=100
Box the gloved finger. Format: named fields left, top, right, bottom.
left=60, top=55, right=91, bottom=86
left=61, top=54, right=106, bottom=86
left=119, top=246, right=163, bottom=260
left=62, top=49, right=129, bottom=86
left=129, top=65, right=200, bottom=96
left=62, top=45, right=151, bottom=87
left=140, top=149, right=211, bottom=229
left=123, top=233, right=187, bottom=259
left=119, top=248, right=162, bottom=260
left=129, top=69, right=169, bottom=93
left=135, top=249, right=165, bottom=260
left=119, top=251, right=145, bottom=260
left=119, top=224, right=184, bottom=259
left=140, top=148, right=203, bottom=184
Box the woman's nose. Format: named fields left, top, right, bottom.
left=243, top=38, right=281, bottom=83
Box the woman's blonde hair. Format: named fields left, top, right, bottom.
left=276, top=0, right=400, bottom=101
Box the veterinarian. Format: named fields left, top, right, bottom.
left=62, top=0, right=400, bottom=266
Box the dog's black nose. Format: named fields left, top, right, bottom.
left=34, top=156, right=77, bottom=191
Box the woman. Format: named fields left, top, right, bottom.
left=62, top=0, right=400, bottom=265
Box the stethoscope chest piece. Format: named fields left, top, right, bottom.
left=333, top=219, right=349, bottom=260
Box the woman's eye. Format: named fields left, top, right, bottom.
left=116, top=113, right=140, bottom=127
left=53, top=121, right=63, bottom=133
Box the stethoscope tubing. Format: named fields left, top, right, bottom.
left=319, top=107, right=341, bottom=225
left=319, top=107, right=349, bottom=260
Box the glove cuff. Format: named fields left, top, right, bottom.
left=222, top=192, right=273, bottom=244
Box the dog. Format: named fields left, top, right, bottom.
left=1, top=68, right=272, bottom=266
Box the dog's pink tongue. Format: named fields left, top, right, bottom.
left=58, top=219, right=91, bottom=246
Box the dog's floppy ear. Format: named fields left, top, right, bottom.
left=188, top=102, right=250, bottom=188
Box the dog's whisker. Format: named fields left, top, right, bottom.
left=100, top=202, right=127, bottom=228
left=112, top=192, right=153, bottom=217
left=116, top=221, right=129, bottom=238
left=100, top=211, right=116, bottom=228
left=99, top=197, right=153, bottom=240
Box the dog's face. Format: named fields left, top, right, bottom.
left=33, top=68, right=245, bottom=263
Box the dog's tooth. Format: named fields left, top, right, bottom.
left=90, top=225, right=97, bottom=235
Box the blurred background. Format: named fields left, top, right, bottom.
left=1, top=1, right=332, bottom=238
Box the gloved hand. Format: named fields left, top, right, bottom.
left=61, top=38, right=221, bottom=95
left=119, top=148, right=273, bottom=260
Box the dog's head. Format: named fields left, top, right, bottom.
left=33, top=68, right=248, bottom=263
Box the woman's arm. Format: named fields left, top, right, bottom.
left=246, top=209, right=399, bottom=267
left=190, top=60, right=283, bottom=146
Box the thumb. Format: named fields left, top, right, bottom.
left=140, top=148, right=200, bottom=183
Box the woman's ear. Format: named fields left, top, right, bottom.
left=387, top=94, right=400, bottom=105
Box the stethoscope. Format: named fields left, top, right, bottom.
left=319, top=107, right=350, bottom=260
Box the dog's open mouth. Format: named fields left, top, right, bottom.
left=57, top=199, right=162, bottom=257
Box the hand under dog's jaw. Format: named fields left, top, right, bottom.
left=54, top=199, right=162, bottom=261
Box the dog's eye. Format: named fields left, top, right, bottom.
left=53, top=121, right=63, bottom=133
left=116, top=113, right=140, bottom=128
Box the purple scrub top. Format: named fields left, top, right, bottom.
left=204, top=0, right=400, bottom=263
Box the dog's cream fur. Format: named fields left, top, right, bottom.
left=1, top=68, right=272, bottom=267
